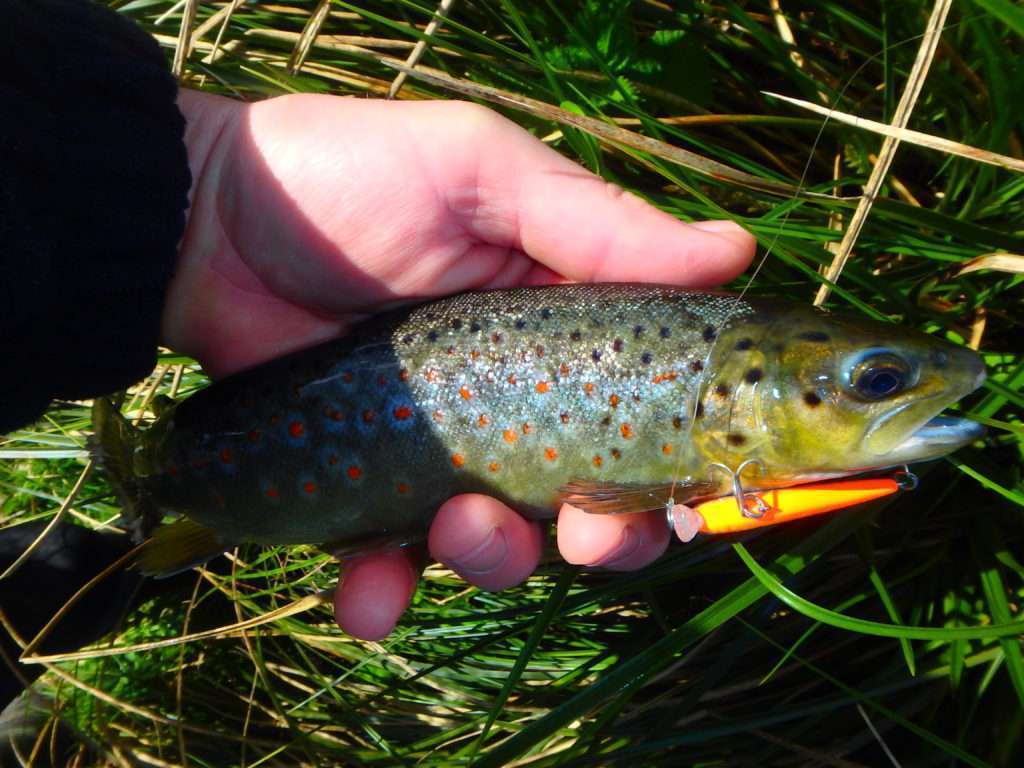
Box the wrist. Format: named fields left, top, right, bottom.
left=162, top=90, right=245, bottom=360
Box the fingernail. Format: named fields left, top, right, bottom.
left=448, top=527, right=508, bottom=576
left=593, top=525, right=640, bottom=567
left=670, top=504, right=705, bottom=543
left=690, top=219, right=746, bottom=234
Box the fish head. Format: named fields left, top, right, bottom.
left=693, top=304, right=986, bottom=488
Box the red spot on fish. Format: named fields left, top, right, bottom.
left=609, top=394, right=620, bottom=408
left=399, top=368, right=410, bottom=381
left=471, top=349, right=481, bottom=360
left=425, top=369, right=439, bottom=382
left=503, top=429, right=518, bottom=443
left=324, top=408, right=344, bottom=422
left=288, top=421, right=305, bottom=438
left=535, top=381, right=550, bottom=393
left=451, top=453, right=466, bottom=468
left=620, top=423, right=635, bottom=439
left=219, top=449, right=234, bottom=464
left=397, top=482, right=410, bottom=494
left=303, top=481, right=317, bottom=494
left=662, top=443, right=673, bottom=455
left=544, top=447, right=558, bottom=461
left=507, top=374, right=517, bottom=385
left=265, top=487, right=279, bottom=499
left=248, top=429, right=263, bottom=442
left=522, top=423, right=532, bottom=435
left=459, top=386, right=473, bottom=400
left=362, top=410, right=375, bottom=423
left=559, top=363, right=570, bottom=376
left=478, top=414, right=490, bottom=427
left=488, top=462, right=500, bottom=472
left=433, top=410, right=445, bottom=423
left=393, top=406, right=413, bottom=421
left=347, top=465, right=363, bottom=480
left=583, top=383, right=595, bottom=395
left=593, top=455, right=603, bottom=468
left=328, top=454, right=339, bottom=466
left=342, top=371, right=353, bottom=383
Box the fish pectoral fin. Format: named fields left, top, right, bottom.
left=136, top=518, right=230, bottom=578
left=558, top=479, right=713, bottom=516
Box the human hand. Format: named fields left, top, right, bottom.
left=165, top=90, right=755, bottom=640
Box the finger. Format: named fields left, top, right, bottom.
left=428, top=494, right=544, bottom=591
left=333, top=549, right=421, bottom=641
left=556, top=503, right=669, bottom=571
left=445, top=107, right=757, bottom=286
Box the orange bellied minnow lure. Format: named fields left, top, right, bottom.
left=89, top=284, right=985, bottom=574
left=669, top=476, right=905, bottom=540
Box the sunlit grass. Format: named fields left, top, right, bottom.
left=1, top=1, right=1022, bottom=765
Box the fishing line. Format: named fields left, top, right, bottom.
left=666, top=14, right=978, bottom=523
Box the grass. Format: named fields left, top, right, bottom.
left=2, top=0, right=1023, bottom=765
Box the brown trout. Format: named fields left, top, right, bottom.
left=92, top=284, right=985, bottom=573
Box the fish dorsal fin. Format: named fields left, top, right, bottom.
left=136, top=518, right=230, bottom=578
left=558, top=479, right=714, bottom=516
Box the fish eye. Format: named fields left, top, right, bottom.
left=851, top=353, right=911, bottom=400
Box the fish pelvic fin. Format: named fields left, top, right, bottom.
left=558, top=479, right=715, bottom=516
left=136, top=518, right=228, bottom=577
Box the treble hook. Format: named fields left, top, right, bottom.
left=893, top=465, right=919, bottom=491
left=707, top=459, right=770, bottom=519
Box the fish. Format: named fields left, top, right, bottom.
left=90, top=283, right=986, bottom=574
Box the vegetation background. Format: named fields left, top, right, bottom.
left=1, top=0, right=1022, bottom=765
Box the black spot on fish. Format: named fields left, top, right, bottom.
left=451, top=318, right=463, bottom=330
left=592, top=349, right=602, bottom=362
left=798, top=331, right=830, bottom=342
left=427, top=330, right=439, bottom=342
left=714, top=382, right=731, bottom=398
left=735, top=338, right=755, bottom=351
left=633, top=325, right=645, bottom=339
left=514, top=319, right=527, bottom=330
left=690, top=360, right=704, bottom=373
left=570, top=330, right=582, bottom=341
left=744, top=368, right=763, bottom=384
left=611, top=448, right=622, bottom=460
left=672, top=415, right=683, bottom=429
left=727, top=433, right=747, bottom=447
left=660, top=326, right=671, bottom=339
left=540, top=308, right=552, bottom=320
left=600, top=416, right=612, bottom=427
left=613, top=338, right=624, bottom=352
left=402, top=333, right=415, bottom=345
left=703, top=326, right=717, bottom=342
left=803, top=391, right=822, bottom=407
left=425, top=312, right=438, bottom=321
left=535, top=344, right=545, bottom=358
left=641, top=352, right=653, bottom=365
left=470, top=321, right=481, bottom=333
left=492, top=332, right=503, bottom=344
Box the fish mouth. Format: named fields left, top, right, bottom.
left=873, top=415, right=985, bottom=465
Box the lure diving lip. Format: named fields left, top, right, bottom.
left=669, top=477, right=903, bottom=540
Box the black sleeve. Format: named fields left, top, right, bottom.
left=0, top=0, right=191, bottom=434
